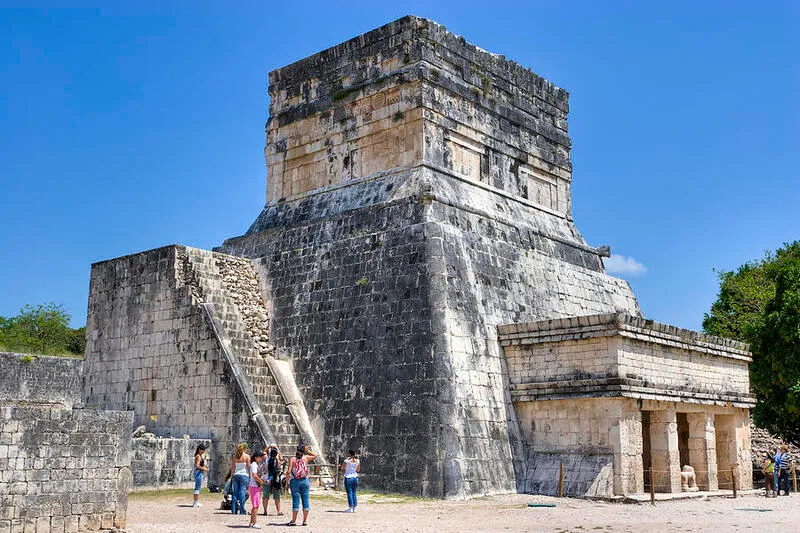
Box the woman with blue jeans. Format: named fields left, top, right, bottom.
left=285, top=444, right=316, bottom=526
left=341, top=449, right=360, bottom=512
left=192, top=444, right=208, bottom=508
left=229, top=443, right=251, bottom=515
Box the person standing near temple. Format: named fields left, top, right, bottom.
left=248, top=450, right=267, bottom=529
left=285, top=444, right=316, bottom=526
left=778, top=445, right=792, bottom=496
left=762, top=453, right=776, bottom=497
left=341, top=449, right=361, bottom=513
left=230, top=443, right=251, bottom=515
left=192, top=444, right=208, bottom=507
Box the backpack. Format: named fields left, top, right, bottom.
left=292, top=457, right=309, bottom=479
left=267, top=457, right=279, bottom=477
left=268, top=456, right=284, bottom=486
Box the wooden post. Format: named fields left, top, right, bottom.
left=732, top=469, right=737, bottom=498
left=558, top=463, right=564, bottom=498
left=335, top=454, right=340, bottom=491
left=793, top=464, right=797, bottom=493
left=649, top=467, right=655, bottom=505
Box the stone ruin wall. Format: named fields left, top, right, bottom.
left=131, top=436, right=209, bottom=490
left=219, top=16, right=641, bottom=498
left=82, top=245, right=260, bottom=487
left=0, top=353, right=132, bottom=532
left=500, top=315, right=754, bottom=496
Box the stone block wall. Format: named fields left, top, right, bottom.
left=514, top=397, right=632, bottom=496
left=0, top=351, right=133, bottom=532
left=501, top=316, right=754, bottom=496
left=220, top=15, right=642, bottom=498
left=267, top=16, right=573, bottom=218
left=618, top=336, right=750, bottom=400
left=131, top=437, right=209, bottom=490
left=500, top=313, right=753, bottom=406
left=221, top=192, right=442, bottom=495
left=266, top=18, right=425, bottom=202
left=0, top=353, right=83, bottom=408
left=83, top=246, right=259, bottom=486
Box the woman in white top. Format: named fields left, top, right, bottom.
left=229, top=443, right=251, bottom=516
left=248, top=451, right=266, bottom=529
left=341, top=449, right=361, bottom=512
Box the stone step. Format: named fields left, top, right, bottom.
left=258, top=393, right=284, bottom=405
left=263, top=413, right=293, bottom=425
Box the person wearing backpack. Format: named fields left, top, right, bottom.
left=762, top=453, right=776, bottom=497
left=262, top=446, right=284, bottom=516
left=285, top=443, right=316, bottom=526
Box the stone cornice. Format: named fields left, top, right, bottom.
left=499, top=312, right=750, bottom=362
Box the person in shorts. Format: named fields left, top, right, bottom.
left=248, top=450, right=266, bottom=529
left=261, top=446, right=284, bottom=516
left=285, top=444, right=316, bottom=527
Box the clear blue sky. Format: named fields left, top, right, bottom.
left=1, top=2, right=798, bottom=329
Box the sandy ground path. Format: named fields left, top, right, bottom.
left=127, top=489, right=798, bottom=532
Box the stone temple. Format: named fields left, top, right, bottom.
left=82, top=16, right=754, bottom=498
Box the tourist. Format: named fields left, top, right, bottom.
left=192, top=443, right=208, bottom=507
left=285, top=444, right=316, bottom=526
left=774, top=447, right=782, bottom=495
left=230, top=443, right=251, bottom=515
left=341, top=449, right=361, bottom=513
left=248, top=450, right=267, bottom=528
left=762, top=453, right=776, bottom=497
left=262, top=446, right=284, bottom=516
left=778, top=445, right=792, bottom=496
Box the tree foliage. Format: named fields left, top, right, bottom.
left=0, top=303, right=85, bottom=356
left=704, top=242, right=800, bottom=443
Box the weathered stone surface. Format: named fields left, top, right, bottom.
left=0, top=352, right=132, bottom=530
left=83, top=245, right=323, bottom=487
left=0, top=353, right=83, bottom=408
left=500, top=313, right=754, bottom=406
left=501, top=316, right=753, bottom=496
left=83, top=246, right=260, bottom=486
left=81, top=15, right=751, bottom=500
left=131, top=437, right=208, bottom=490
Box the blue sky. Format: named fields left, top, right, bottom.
left=1, top=2, right=798, bottom=329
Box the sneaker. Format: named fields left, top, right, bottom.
left=250, top=524, right=262, bottom=529
left=345, top=508, right=353, bottom=513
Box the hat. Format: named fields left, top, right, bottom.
left=252, top=450, right=266, bottom=458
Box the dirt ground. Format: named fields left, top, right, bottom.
left=126, top=488, right=797, bottom=532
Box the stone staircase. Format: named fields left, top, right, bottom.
left=179, top=246, right=302, bottom=454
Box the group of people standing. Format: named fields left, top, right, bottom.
left=193, top=441, right=360, bottom=528
left=762, top=444, right=793, bottom=497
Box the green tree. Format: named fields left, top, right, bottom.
left=704, top=242, right=800, bottom=443
left=0, top=303, right=85, bottom=356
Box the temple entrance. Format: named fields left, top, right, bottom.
left=677, top=412, right=690, bottom=468
left=641, top=411, right=652, bottom=492
left=715, top=414, right=737, bottom=489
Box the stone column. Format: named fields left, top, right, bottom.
left=613, top=408, right=644, bottom=495
left=649, top=410, right=681, bottom=493
left=734, top=409, right=753, bottom=490
left=687, top=412, right=717, bottom=491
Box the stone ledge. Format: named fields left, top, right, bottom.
left=499, top=312, right=750, bottom=361
left=509, top=377, right=756, bottom=408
